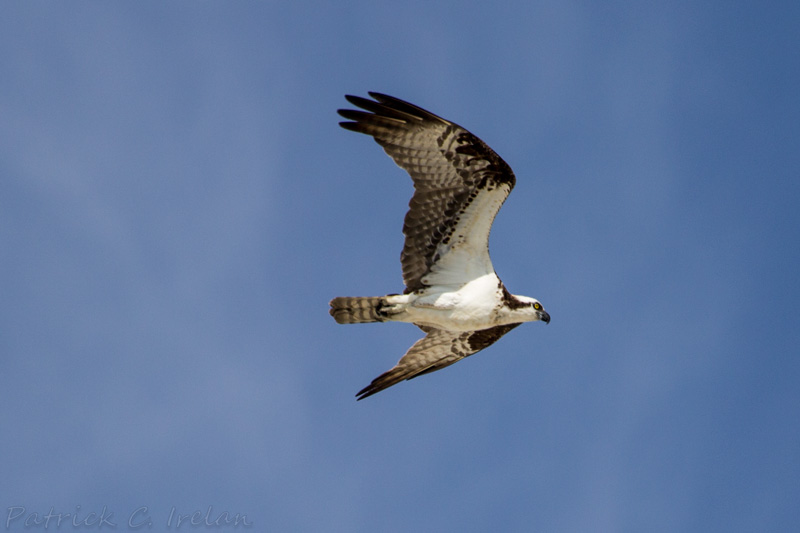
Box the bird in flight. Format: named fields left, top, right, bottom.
left=330, top=93, right=550, bottom=400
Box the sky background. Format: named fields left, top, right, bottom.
left=2, top=1, right=799, bottom=531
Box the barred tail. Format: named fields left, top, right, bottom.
left=329, top=296, right=388, bottom=324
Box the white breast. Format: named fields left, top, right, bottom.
left=405, top=273, right=503, bottom=331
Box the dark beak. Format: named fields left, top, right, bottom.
left=539, top=310, right=550, bottom=324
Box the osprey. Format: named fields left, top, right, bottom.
left=330, top=93, right=550, bottom=400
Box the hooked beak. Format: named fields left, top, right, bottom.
left=538, top=310, right=550, bottom=324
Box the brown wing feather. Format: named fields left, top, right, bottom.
left=339, top=92, right=516, bottom=293
left=355, top=323, right=521, bottom=400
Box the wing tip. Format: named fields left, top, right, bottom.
left=354, top=375, right=396, bottom=401
left=340, top=91, right=448, bottom=126
left=338, top=120, right=360, bottom=132
left=354, top=384, right=384, bottom=401
left=355, top=389, right=374, bottom=401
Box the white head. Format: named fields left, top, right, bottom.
left=508, top=294, right=550, bottom=324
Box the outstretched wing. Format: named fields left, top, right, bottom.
left=339, top=92, right=516, bottom=293
left=356, top=323, right=521, bottom=400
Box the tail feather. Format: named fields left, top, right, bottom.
left=329, top=296, right=388, bottom=324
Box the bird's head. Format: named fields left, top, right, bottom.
left=512, top=295, right=550, bottom=324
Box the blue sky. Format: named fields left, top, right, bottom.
left=2, top=1, right=799, bottom=531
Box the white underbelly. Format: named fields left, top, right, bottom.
left=401, top=274, right=502, bottom=331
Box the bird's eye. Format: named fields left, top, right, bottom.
left=533, top=302, right=541, bottom=310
